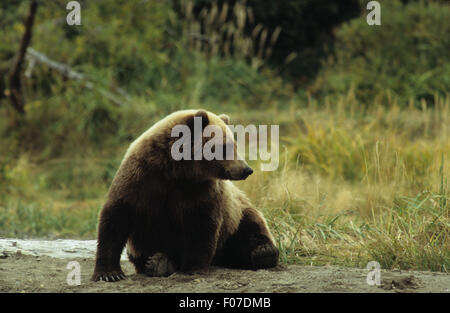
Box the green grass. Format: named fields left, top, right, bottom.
left=0, top=201, right=98, bottom=239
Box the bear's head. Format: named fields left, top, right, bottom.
left=157, top=109, right=253, bottom=182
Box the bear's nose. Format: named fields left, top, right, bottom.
left=242, top=167, right=253, bottom=178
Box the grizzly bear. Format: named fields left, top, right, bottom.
left=92, top=109, right=279, bottom=282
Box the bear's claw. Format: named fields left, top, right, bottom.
left=92, top=269, right=125, bottom=282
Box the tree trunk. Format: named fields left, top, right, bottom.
left=8, top=0, right=38, bottom=115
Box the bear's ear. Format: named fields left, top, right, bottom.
left=186, top=110, right=209, bottom=132
left=195, top=110, right=209, bottom=127
left=219, top=114, right=230, bottom=124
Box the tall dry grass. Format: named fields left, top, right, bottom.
left=237, top=93, right=450, bottom=271
left=181, top=0, right=284, bottom=69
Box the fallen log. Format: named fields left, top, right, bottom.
left=26, top=47, right=129, bottom=107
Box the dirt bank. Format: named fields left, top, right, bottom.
left=1, top=252, right=449, bottom=293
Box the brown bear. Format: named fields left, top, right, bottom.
left=92, top=109, right=279, bottom=282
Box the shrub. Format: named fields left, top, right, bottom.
left=311, top=0, right=450, bottom=106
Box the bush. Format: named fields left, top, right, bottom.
left=311, top=0, right=450, bottom=106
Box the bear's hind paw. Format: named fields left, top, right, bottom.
left=250, top=243, right=279, bottom=269
left=145, top=252, right=176, bottom=277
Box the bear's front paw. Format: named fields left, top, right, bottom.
left=145, top=253, right=176, bottom=277
left=250, top=243, right=279, bottom=269
left=92, top=268, right=125, bottom=282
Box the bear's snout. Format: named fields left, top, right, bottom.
left=226, top=164, right=253, bottom=180
left=241, top=167, right=253, bottom=179
left=229, top=166, right=253, bottom=180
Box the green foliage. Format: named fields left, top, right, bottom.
left=29, top=0, right=175, bottom=95
left=312, top=0, right=450, bottom=106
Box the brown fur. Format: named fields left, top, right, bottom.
left=92, top=110, right=278, bottom=282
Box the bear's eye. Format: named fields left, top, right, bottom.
left=223, top=143, right=234, bottom=160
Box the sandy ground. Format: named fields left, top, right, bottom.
left=0, top=239, right=449, bottom=293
